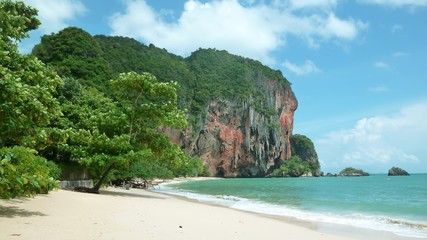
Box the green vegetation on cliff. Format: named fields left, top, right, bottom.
left=272, top=134, right=320, bottom=177
left=32, top=27, right=112, bottom=92
left=291, top=134, right=320, bottom=175
left=339, top=167, right=369, bottom=176
left=187, top=48, right=289, bottom=114
left=94, top=36, right=195, bottom=109
left=32, top=27, right=290, bottom=116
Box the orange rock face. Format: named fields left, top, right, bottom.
left=166, top=80, right=297, bottom=177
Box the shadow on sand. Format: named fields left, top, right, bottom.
left=0, top=205, right=46, bottom=218
left=99, top=189, right=166, bottom=200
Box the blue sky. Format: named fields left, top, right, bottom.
left=20, top=0, right=427, bottom=174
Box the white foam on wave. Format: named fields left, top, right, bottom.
left=154, top=184, right=427, bottom=239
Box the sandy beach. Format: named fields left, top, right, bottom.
left=0, top=187, right=417, bottom=240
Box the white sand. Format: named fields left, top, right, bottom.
left=0, top=187, right=413, bottom=240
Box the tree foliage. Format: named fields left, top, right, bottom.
left=68, top=72, right=194, bottom=192
left=1, top=0, right=62, bottom=198
left=0, top=146, right=59, bottom=198
left=272, top=156, right=309, bottom=177
left=111, top=72, right=187, bottom=141
left=0, top=29, right=64, bottom=149
left=271, top=134, right=320, bottom=177
left=0, top=0, right=40, bottom=41
left=32, top=27, right=112, bottom=92
left=52, top=84, right=131, bottom=192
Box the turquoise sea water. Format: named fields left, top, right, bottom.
left=155, top=174, right=427, bottom=238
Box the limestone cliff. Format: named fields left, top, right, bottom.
left=171, top=79, right=298, bottom=177
left=31, top=29, right=305, bottom=178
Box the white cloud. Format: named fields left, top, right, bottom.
left=282, top=59, right=321, bottom=75
left=322, top=13, right=367, bottom=40
left=358, top=0, right=427, bottom=7
left=109, top=0, right=367, bottom=63
left=316, top=101, right=427, bottom=173
left=241, top=0, right=257, bottom=6
left=374, top=61, right=390, bottom=69
left=391, top=24, right=403, bottom=33
left=369, top=86, right=389, bottom=92
left=288, top=0, right=338, bottom=10
left=392, top=51, right=409, bottom=57
left=24, top=0, right=87, bottom=34
left=271, top=0, right=337, bottom=10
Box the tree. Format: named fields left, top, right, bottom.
left=111, top=72, right=187, bottom=141
left=76, top=72, right=189, bottom=193
left=0, top=147, right=59, bottom=198
left=56, top=87, right=132, bottom=192
left=272, top=156, right=310, bottom=177
left=0, top=1, right=63, bottom=198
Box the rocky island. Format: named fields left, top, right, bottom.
left=338, top=167, right=369, bottom=177
left=388, top=167, right=410, bottom=176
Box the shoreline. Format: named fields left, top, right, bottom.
left=0, top=187, right=421, bottom=240
left=153, top=182, right=422, bottom=240
left=156, top=176, right=427, bottom=239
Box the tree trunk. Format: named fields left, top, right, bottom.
left=91, top=162, right=116, bottom=193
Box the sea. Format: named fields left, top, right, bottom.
left=154, top=174, right=427, bottom=238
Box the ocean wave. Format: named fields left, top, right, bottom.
left=154, top=184, right=427, bottom=239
